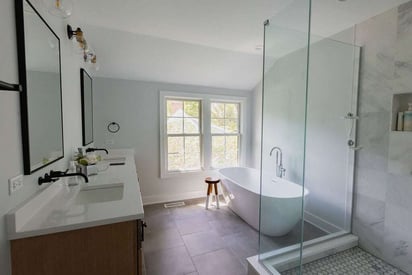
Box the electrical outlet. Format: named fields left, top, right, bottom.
left=9, top=175, right=24, bottom=194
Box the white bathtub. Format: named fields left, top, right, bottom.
left=218, top=167, right=309, bottom=237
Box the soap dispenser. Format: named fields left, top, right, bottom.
left=67, top=161, right=79, bottom=186
left=403, top=103, right=412, bottom=131
left=69, top=161, right=77, bottom=173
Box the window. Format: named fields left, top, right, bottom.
left=211, top=102, right=240, bottom=168
left=166, top=99, right=201, bottom=172
left=160, top=91, right=246, bottom=177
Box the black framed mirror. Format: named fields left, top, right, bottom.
left=80, top=68, right=93, bottom=146
left=15, top=0, right=64, bottom=175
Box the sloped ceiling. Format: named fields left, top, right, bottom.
left=66, top=0, right=408, bottom=90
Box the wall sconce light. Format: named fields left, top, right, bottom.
left=67, top=24, right=99, bottom=70
left=43, top=0, right=73, bottom=18
left=67, top=25, right=86, bottom=50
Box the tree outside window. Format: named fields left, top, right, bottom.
left=166, top=99, right=201, bottom=172
left=161, top=92, right=243, bottom=177
left=211, top=102, right=240, bottom=168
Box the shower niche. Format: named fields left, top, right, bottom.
left=391, top=92, right=412, bottom=132
left=388, top=93, right=412, bottom=176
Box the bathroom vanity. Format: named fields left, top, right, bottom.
left=7, top=149, right=144, bottom=275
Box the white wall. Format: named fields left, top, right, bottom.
left=0, top=1, right=85, bottom=274
left=93, top=77, right=253, bottom=205
left=251, top=82, right=262, bottom=169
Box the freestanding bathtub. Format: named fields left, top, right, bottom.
left=218, top=167, right=309, bottom=237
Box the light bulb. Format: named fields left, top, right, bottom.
left=43, top=0, right=73, bottom=18
left=92, top=62, right=100, bottom=71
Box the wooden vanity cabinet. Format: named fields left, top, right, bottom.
left=10, top=220, right=143, bottom=275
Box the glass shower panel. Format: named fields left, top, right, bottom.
left=259, top=0, right=311, bottom=273
left=304, top=36, right=360, bottom=234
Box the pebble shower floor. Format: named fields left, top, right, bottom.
left=281, top=247, right=407, bottom=275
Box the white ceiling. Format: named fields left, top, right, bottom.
left=72, top=0, right=285, bottom=54
left=67, top=0, right=408, bottom=90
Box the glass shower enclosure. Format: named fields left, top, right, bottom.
left=258, top=0, right=360, bottom=273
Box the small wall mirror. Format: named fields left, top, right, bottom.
left=80, top=69, right=93, bottom=146
left=16, top=0, right=64, bottom=174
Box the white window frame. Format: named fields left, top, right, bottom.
left=165, top=97, right=203, bottom=174
left=160, top=90, right=247, bottom=178
left=210, top=101, right=241, bottom=169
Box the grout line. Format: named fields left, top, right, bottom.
left=182, top=238, right=199, bottom=274
left=145, top=203, right=251, bottom=274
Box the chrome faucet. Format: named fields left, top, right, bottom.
left=270, top=147, right=286, bottom=178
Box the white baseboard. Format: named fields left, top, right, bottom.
left=304, top=211, right=341, bottom=234
left=142, top=191, right=205, bottom=205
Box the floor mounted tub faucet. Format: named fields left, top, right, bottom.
left=270, top=146, right=286, bottom=178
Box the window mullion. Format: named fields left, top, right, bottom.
left=182, top=99, right=185, bottom=171
left=183, top=136, right=186, bottom=170
left=210, top=133, right=239, bottom=137
left=168, top=133, right=200, bottom=137
left=203, top=99, right=211, bottom=170
left=224, top=135, right=227, bottom=164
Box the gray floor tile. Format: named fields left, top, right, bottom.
left=182, top=231, right=225, bottom=256
left=144, top=204, right=171, bottom=217
left=209, top=214, right=252, bottom=236
left=302, top=221, right=327, bottom=240
left=145, top=212, right=176, bottom=231
left=143, top=201, right=330, bottom=275
left=143, top=227, right=184, bottom=253
left=204, top=206, right=237, bottom=221
left=236, top=227, right=260, bottom=245
left=171, top=205, right=209, bottom=220
left=176, top=216, right=212, bottom=235
left=223, top=229, right=259, bottom=268
left=258, top=221, right=327, bottom=254
left=192, top=248, right=247, bottom=275
left=145, top=245, right=196, bottom=275
left=259, top=235, right=285, bottom=254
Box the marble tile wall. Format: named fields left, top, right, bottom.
left=353, top=1, right=412, bottom=273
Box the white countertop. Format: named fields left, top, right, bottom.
left=7, top=149, right=144, bottom=240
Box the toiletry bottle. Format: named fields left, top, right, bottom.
left=69, top=161, right=76, bottom=173
left=403, top=103, right=412, bottom=131
left=397, top=112, right=404, bottom=131
left=67, top=161, right=79, bottom=186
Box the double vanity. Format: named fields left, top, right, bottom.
left=10, top=1, right=144, bottom=274
left=7, top=149, right=145, bottom=275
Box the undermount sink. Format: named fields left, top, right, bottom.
left=75, top=183, right=124, bottom=205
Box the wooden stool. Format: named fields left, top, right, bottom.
left=205, top=177, right=220, bottom=209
